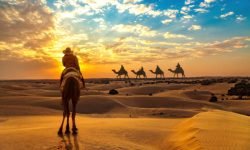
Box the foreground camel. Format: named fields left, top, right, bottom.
left=112, top=65, right=129, bottom=79
left=131, top=67, right=147, bottom=79
left=149, top=65, right=165, bottom=79
left=58, top=68, right=81, bottom=135
left=168, top=63, right=185, bottom=78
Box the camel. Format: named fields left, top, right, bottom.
left=149, top=65, right=165, bottom=79
left=112, top=65, right=129, bottom=79
left=58, top=69, right=81, bottom=135
left=168, top=63, right=185, bottom=78
left=131, top=67, right=147, bottom=79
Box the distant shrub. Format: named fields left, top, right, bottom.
left=227, top=81, right=250, bottom=100
left=130, top=83, right=135, bottom=86
left=201, top=80, right=214, bottom=85
left=228, top=78, right=238, bottom=83
left=109, top=89, right=119, bottom=95
left=209, top=94, right=218, bottom=102
left=103, top=80, right=110, bottom=84
left=216, top=78, right=224, bottom=83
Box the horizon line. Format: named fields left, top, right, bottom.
left=0, top=76, right=250, bottom=81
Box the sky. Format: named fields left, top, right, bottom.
left=0, top=0, right=249, bottom=79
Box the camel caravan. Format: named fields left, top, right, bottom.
left=112, top=63, right=185, bottom=79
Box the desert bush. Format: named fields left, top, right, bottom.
left=201, top=79, right=214, bottom=85
left=228, top=78, right=238, bottom=83
left=109, top=89, right=119, bottom=95
left=209, top=94, right=218, bottom=102
left=227, top=81, right=250, bottom=99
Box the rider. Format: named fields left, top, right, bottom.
left=60, top=47, right=85, bottom=87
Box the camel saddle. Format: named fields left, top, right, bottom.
left=60, top=67, right=83, bottom=91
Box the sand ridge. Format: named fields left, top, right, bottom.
left=165, top=110, right=250, bottom=150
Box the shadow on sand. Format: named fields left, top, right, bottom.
left=57, top=134, right=80, bottom=150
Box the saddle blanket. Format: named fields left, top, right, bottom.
left=60, top=71, right=83, bottom=91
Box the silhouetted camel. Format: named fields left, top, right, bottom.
left=168, top=63, right=185, bottom=78
left=112, top=65, right=129, bottom=79
left=149, top=65, right=165, bottom=79
left=58, top=69, right=81, bottom=135
left=131, top=67, right=147, bottom=79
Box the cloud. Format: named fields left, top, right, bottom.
left=72, top=18, right=86, bottom=23
left=199, top=0, right=216, bottom=8
left=194, top=8, right=209, bottom=13
left=220, top=11, right=234, bottom=19
left=0, top=0, right=55, bottom=61
left=81, top=0, right=117, bottom=10
left=74, top=36, right=250, bottom=65
left=181, top=15, right=193, bottom=22
left=236, top=15, right=246, bottom=23
left=112, top=24, right=157, bottom=37
left=163, top=32, right=193, bottom=40
left=194, top=37, right=249, bottom=56
left=161, top=19, right=173, bottom=25
left=163, top=9, right=179, bottom=18
left=180, top=6, right=191, bottom=15
left=185, top=0, right=195, bottom=5
left=123, top=0, right=142, bottom=3
left=115, top=3, right=161, bottom=17
left=188, top=25, right=202, bottom=31
left=93, top=18, right=107, bottom=30
left=0, top=0, right=54, bottom=43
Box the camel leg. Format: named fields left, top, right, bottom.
left=72, top=101, right=78, bottom=134
left=65, top=101, right=70, bottom=134
left=58, top=104, right=66, bottom=135
left=126, top=74, right=130, bottom=82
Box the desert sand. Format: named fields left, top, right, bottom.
left=0, top=78, right=249, bottom=150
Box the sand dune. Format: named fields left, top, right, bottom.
left=118, top=83, right=191, bottom=95
left=165, top=110, right=250, bottom=150
left=0, top=115, right=182, bottom=150
left=0, top=110, right=249, bottom=150
left=0, top=79, right=249, bottom=149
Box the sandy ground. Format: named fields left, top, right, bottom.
left=0, top=79, right=249, bottom=149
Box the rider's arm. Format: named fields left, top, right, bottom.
left=62, top=56, right=66, bottom=67
left=75, top=56, right=80, bottom=71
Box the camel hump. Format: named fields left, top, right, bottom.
left=62, top=67, right=80, bottom=76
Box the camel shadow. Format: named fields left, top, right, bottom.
left=57, top=134, right=80, bottom=150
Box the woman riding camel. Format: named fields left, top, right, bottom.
left=60, top=47, right=85, bottom=87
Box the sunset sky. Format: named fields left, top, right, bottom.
left=0, top=0, right=249, bottom=79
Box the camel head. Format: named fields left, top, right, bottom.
left=131, top=70, right=137, bottom=74
left=112, top=69, right=117, bottom=73
left=149, top=70, right=155, bottom=73
left=168, top=69, right=175, bottom=73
